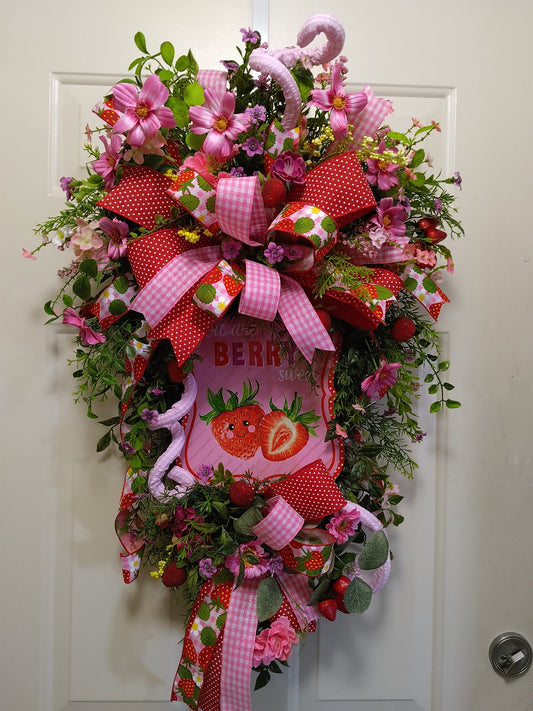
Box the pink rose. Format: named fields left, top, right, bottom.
left=252, top=616, right=298, bottom=667
left=271, top=151, right=306, bottom=184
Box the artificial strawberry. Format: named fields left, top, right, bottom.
left=228, top=480, right=255, bottom=507
left=262, top=177, right=287, bottom=208
left=424, top=227, right=447, bottom=244
left=391, top=316, right=416, bottom=342
left=200, top=380, right=265, bottom=460
left=161, top=562, right=187, bottom=588
left=258, top=393, right=320, bottom=461
left=318, top=598, right=337, bottom=621
left=336, top=596, right=349, bottom=614
left=417, top=217, right=439, bottom=232
left=167, top=359, right=187, bottom=382
left=332, top=575, right=351, bottom=597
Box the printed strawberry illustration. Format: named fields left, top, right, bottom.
left=177, top=678, right=196, bottom=700
left=200, top=380, right=265, bottom=460
left=222, top=272, right=243, bottom=297
left=198, top=646, right=214, bottom=670
left=303, top=550, right=325, bottom=571
left=203, top=266, right=223, bottom=284
left=183, top=638, right=198, bottom=664
left=258, top=393, right=320, bottom=461
left=280, top=545, right=300, bottom=570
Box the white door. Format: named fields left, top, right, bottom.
left=2, top=2, right=532, bottom=711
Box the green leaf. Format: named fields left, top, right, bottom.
left=254, top=668, right=271, bottom=690
left=195, top=283, right=216, bottom=304
left=358, top=530, right=389, bottom=570
left=422, top=277, right=437, bottom=294
left=108, top=299, right=127, bottom=316
left=96, top=430, right=111, bottom=452
left=183, top=82, right=204, bottom=107
left=72, top=274, right=91, bottom=300
left=344, top=576, right=373, bottom=614
left=293, top=217, right=315, bottom=234
left=256, top=577, right=283, bottom=622
left=428, top=384, right=439, bottom=395
left=197, top=601, right=211, bottom=621
left=157, top=69, right=174, bottom=83
left=134, top=31, right=148, bottom=54
left=167, top=96, right=190, bottom=127
left=321, top=215, right=337, bottom=233
left=200, top=626, right=217, bottom=646
left=179, top=193, right=201, bottom=212
left=185, top=132, right=205, bottom=150
left=374, top=285, right=393, bottom=300
left=160, top=41, right=175, bottom=65
left=412, top=172, right=426, bottom=187
left=98, top=416, right=120, bottom=427
left=78, top=258, right=98, bottom=279
left=386, top=130, right=408, bottom=143
left=62, top=294, right=73, bottom=307
left=175, top=54, right=190, bottom=71
left=442, top=382, right=455, bottom=391
left=430, top=401, right=442, bottom=413
left=113, top=275, right=130, bottom=294
left=438, top=360, right=450, bottom=371
left=445, top=399, right=461, bottom=409
left=424, top=373, right=434, bottom=383
left=410, top=148, right=425, bottom=169
left=44, top=301, right=56, bottom=316
left=403, top=276, right=417, bottom=292
left=233, top=506, right=263, bottom=538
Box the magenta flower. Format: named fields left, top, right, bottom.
left=370, top=197, right=407, bottom=239
left=361, top=361, right=402, bottom=401
left=199, top=557, right=217, bottom=579
left=225, top=540, right=270, bottom=579
left=60, top=176, right=75, bottom=200
left=240, top=27, right=260, bottom=45
left=245, top=104, right=267, bottom=124
left=221, top=239, right=241, bottom=260
left=62, top=307, right=105, bottom=346
left=271, top=150, right=306, bottom=184
left=242, top=136, right=264, bottom=157
left=264, top=242, right=285, bottom=264
left=189, top=89, right=250, bottom=160
left=92, top=134, right=122, bottom=188
left=99, top=216, right=129, bottom=260
left=141, top=408, right=159, bottom=424
left=252, top=617, right=298, bottom=667
left=308, top=64, right=367, bottom=140
left=112, top=74, right=176, bottom=147
left=365, top=142, right=401, bottom=191
left=197, top=464, right=213, bottom=484
left=326, top=507, right=361, bottom=544
left=452, top=171, right=463, bottom=190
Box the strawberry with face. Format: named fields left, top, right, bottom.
left=200, top=380, right=265, bottom=459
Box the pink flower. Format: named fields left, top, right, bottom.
left=252, top=617, right=298, bottom=667
left=189, top=89, right=250, bottom=160
left=365, top=142, right=400, bottom=191
left=271, top=150, right=306, bottom=184
left=264, top=242, right=285, bottom=264
left=112, top=74, right=176, bottom=147
left=123, top=131, right=166, bottom=164
left=370, top=197, right=407, bottom=239
left=62, top=307, right=105, bottom=346
left=22, top=248, right=37, bottom=260
left=70, top=218, right=103, bottom=256
left=326, top=507, right=361, bottom=544
left=92, top=134, right=122, bottom=188
left=225, top=540, right=270, bottom=579
left=308, top=64, right=367, bottom=140
left=99, top=216, right=129, bottom=260
left=361, top=361, right=402, bottom=400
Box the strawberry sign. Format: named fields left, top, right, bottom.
left=180, top=315, right=344, bottom=481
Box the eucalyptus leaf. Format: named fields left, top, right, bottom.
left=344, top=576, right=372, bottom=614
left=358, top=530, right=389, bottom=570
left=233, top=506, right=263, bottom=538
left=256, top=577, right=283, bottom=622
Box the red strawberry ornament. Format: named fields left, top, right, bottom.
left=391, top=316, right=416, bottom=342
left=262, top=177, right=287, bottom=208
left=318, top=598, right=338, bottom=621
left=228, top=481, right=255, bottom=507
left=161, top=562, right=187, bottom=588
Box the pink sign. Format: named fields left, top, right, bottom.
left=181, top=315, right=344, bottom=481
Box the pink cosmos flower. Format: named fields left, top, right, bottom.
left=326, top=507, right=361, bottom=544
left=361, top=361, right=402, bottom=401
left=112, top=74, right=176, bottom=147
left=225, top=540, right=270, bottom=579
left=99, top=216, right=129, bottom=260
left=252, top=617, right=298, bottom=667
left=189, top=89, right=251, bottom=160
left=92, top=134, right=122, bottom=188
left=308, top=64, right=367, bottom=140
left=370, top=197, right=407, bottom=239
left=62, top=307, right=105, bottom=346
left=365, top=142, right=400, bottom=191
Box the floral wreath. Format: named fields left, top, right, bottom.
left=28, top=14, right=463, bottom=711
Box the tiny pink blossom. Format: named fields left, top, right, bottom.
left=71, top=218, right=103, bottom=256
left=335, top=424, right=348, bottom=439
left=112, top=74, right=176, bottom=147
left=365, top=142, right=400, bottom=191
left=99, top=216, right=129, bottom=260
left=189, top=89, right=250, bottom=160
left=22, top=248, right=37, bottom=260
left=326, top=507, right=360, bottom=544
left=62, top=307, right=105, bottom=346
left=252, top=617, right=298, bottom=667
left=361, top=361, right=402, bottom=400
left=271, top=150, right=306, bottom=184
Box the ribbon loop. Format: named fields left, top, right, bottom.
left=216, top=176, right=268, bottom=245
left=252, top=495, right=304, bottom=550
left=239, top=259, right=280, bottom=322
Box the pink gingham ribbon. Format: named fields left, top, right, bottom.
left=220, top=578, right=259, bottom=711
left=216, top=176, right=268, bottom=245
left=197, top=68, right=228, bottom=94
left=130, top=245, right=220, bottom=327
left=253, top=495, right=304, bottom=550
left=350, top=84, right=394, bottom=146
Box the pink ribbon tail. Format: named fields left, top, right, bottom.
left=220, top=578, right=259, bottom=711
left=239, top=259, right=281, bottom=322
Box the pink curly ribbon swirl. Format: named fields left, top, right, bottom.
left=249, top=13, right=345, bottom=130
left=145, top=373, right=197, bottom=500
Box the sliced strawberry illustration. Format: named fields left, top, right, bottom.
left=258, top=393, right=319, bottom=462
